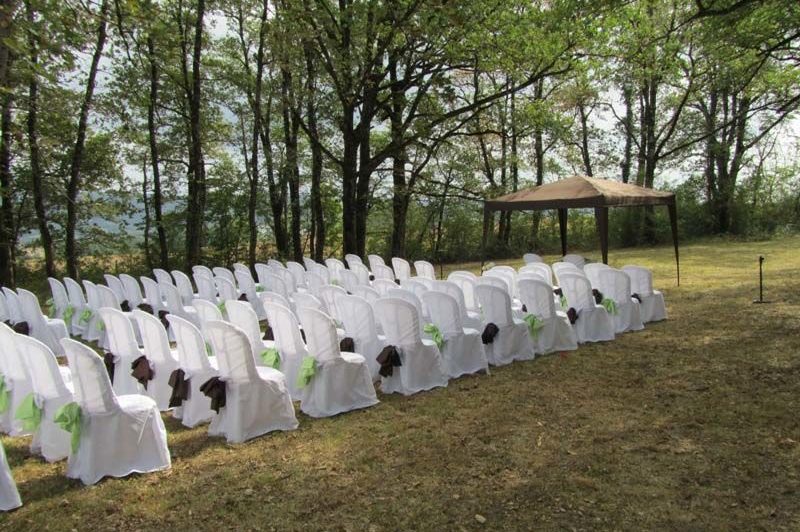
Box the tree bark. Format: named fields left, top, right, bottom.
left=65, top=0, right=110, bottom=280
left=305, top=45, right=324, bottom=261
left=25, top=0, right=55, bottom=277
left=0, top=83, right=14, bottom=287
left=621, top=84, right=634, bottom=183
left=142, top=156, right=153, bottom=270
left=281, top=68, right=302, bottom=262
left=146, top=34, right=168, bottom=269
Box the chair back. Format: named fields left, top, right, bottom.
left=153, top=268, right=174, bottom=286
left=351, top=285, right=380, bottom=304
left=391, top=258, right=412, bottom=282
left=336, top=294, right=379, bottom=343
left=475, top=284, right=514, bottom=328
left=141, top=277, right=166, bottom=311
left=523, top=253, right=543, bottom=264
left=518, top=278, right=557, bottom=320
left=104, top=274, right=127, bottom=303
left=134, top=309, right=175, bottom=365
left=62, top=338, right=118, bottom=414
left=344, top=254, right=363, bottom=269
left=374, top=298, right=421, bottom=347
left=225, top=300, right=266, bottom=357
left=193, top=273, right=218, bottom=302
left=48, top=277, right=70, bottom=316
left=559, top=272, right=595, bottom=312
left=413, top=260, right=436, bottom=280
left=64, top=277, right=87, bottom=308
left=206, top=321, right=258, bottom=383
left=622, top=265, right=655, bottom=296
left=172, top=270, right=196, bottom=303
left=119, top=274, right=144, bottom=307
left=263, top=302, right=308, bottom=360
left=297, top=307, right=341, bottom=363
left=422, top=291, right=463, bottom=335
left=17, top=335, right=71, bottom=401
left=167, top=314, right=214, bottom=372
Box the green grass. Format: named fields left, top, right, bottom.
left=3, top=235, right=800, bottom=530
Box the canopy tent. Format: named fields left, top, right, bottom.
left=482, top=175, right=680, bottom=285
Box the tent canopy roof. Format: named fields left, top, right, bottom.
left=485, top=175, right=675, bottom=211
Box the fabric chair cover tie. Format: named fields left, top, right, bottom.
left=168, top=369, right=191, bottom=408
left=376, top=345, right=402, bottom=377
left=260, top=348, right=281, bottom=369
left=553, top=288, right=567, bottom=307
left=481, top=323, right=499, bottom=345
left=566, top=307, right=579, bottom=324
left=157, top=310, right=171, bottom=330
left=12, top=321, right=29, bottom=335
left=46, top=297, right=56, bottom=318
left=238, top=293, right=249, bottom=302
left=0, top=375, right=9, bottom=414
left=296, top=356, right=318, bottom=389
left=592, top=289, right=604, bottom=305
left=120, top=300, right=132, bottom=312
left=54, top=402, right=83, bottom=453
left=200, top=377, right=226, bottom=413
left=339, top=337, right=355, bottom=353
left=63, top=304, right=76, bottom=323
left=423, top=324, right=445, bottom=351
left=601, top=298, right=618, bottom=315
left=103, top=352, right=117, bottom=383
left=523, top=314, right=545, bottom=340
left=262, top=325, right=274, bottom=341
left=521, top=304, right=527, bottom=313
left=131, top=356, right=155, bottom=389
left=15, top=393, right=42, bottom=432
left=79, top=309, right=93, bottom=323
left=631, top=293, right=642, bottom=303
left=138, top=303, right=155, bottom=314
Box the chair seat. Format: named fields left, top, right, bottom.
left=340, top=352, right=366, bottom=364
left=117, top=393, right=158, bottom=413
left=256, top=366, right=286, bottom=384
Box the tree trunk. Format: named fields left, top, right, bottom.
left=260, top=90, right=289, bottom=257
left=65, top=0, right=110, bottom=280
left=0, top=85, right=14, bottom=287
left=25, top=0, right=55, bottom=277
left=184, top=0, right=206, bottom=270
left=281, top=68, right=302, bottom=262
left=389, top=56, right=408, bottom=258
left=142, top=156, right=153, bottom=270
left=621, top=84, right=633, bottom=183
left=247, top=0, right=268, bottom=268
left=146, top=34, right=168, bottom=269
left=305, top=45, right=324, bottom=261
left=531, top=79, right=545, bottom=245
left=578, top=103, right=593, bottom=177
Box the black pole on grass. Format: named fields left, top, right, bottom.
left=753, top=255, right=768, bottom=304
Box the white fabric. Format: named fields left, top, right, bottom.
left=17, top=288, right=68, bottom=355
left=552, top=261, right=582, bottom=284
left=172, top=270, right=197, bottom=305
left=81, top=281, right=104, bottom=344
left=520, top=263, right=554, bottom=285
left=523, top=253, right=544, bottom=264
left=518, top=279, right=578, bottom=354
left=104, top=274, right=127, bottom=303
left=191, top=298, right=224, bottom=335
left=325, top=258, right=346, bottom=284
left=373, top=298, right=448, bottom=395
left=205, top=321, right=298, bottom=443
left=0, top=291, right=7, bottom=323
left=0, top=323, right=34, bottom=436
left=141, top=277, right=166, bottom=311
left=318, top=285, right=348, bottom=323
left=234, top=269, right=267, bottom=320
left=268, top=259, right=286, bottom=271
left=61, top=338, right=171, bottom=486
left=166, top=315, right=220, bottom=428
left=192, top=265, right=214, bottom=279
left=431, top=280, right=484, bottom=331
left=293, top=292, right=326, bottom=314
left=16, top=335, right=74, bottom=462
left=475, top=284, right=535, bottom=366
left=562, top=254, right=587, bottom=268
left=447, top=273, right=480, bottom=314
left=0, top=441, right=21, bottom=511
left=212, top=267, right=236, bottom=287
left=264, top=272, right=291, bottom=300
left=310, top=263, right=330, bottom=283
left=414, top=260, right=436, bottom=280
left=63, top=277, right=88, bottom=337
left=302, top=257, right=317, bottom=270
left=421, top=291, right=489, bottom=378
left=162, top=283, right=201, bottom=328
left=286, top=261, right=308, bottom=289
left=335, top=294, right=385, bottom=380
left=306, top=271, right=327, bottom=292
left=391, top=258, right=412, bottom=282
left=372, top=263, right=395, bottom=282
left=596, top=269, right=645, bottom=333
left=119, top=274, right=144, bottom=308
left=339, top=270, right=360, bottom=293
left=622, top=265, right=667, bottom=322
left=386, top=288, right=427, bottom=335
left=224, top=300, right=276, bottom=367
left=133, top=310, right=181, bottom=410
left=372, top=278, right=398, bottom=296
left=584, top=263, right=612, bottom=288
left=350, top=262, right=371, bottom=285
left=258, top=291, right=292, bottom=314
left=153, top=268, right=174, bottom=286
left=350, top=285, right=380, bottom=305
left=296, top=307, right=378, bottom=418
left=345, top=254, right=363, bottom=269
left=215, top=276, right=239, bottom=302
left=1, top=288, right=22, bottom=324
left=48, top=277, right=70, bottom=322
left=262, top=302, right=307, bottom=400
left=559, top=273, right=616, bottom=343
left=274, top=267, right=298, bottom=295
left=98, top=308, right=145, bottom=395
left=193, top=272, right=218, bottom=303
left=367, top=254, right=385, bottom=273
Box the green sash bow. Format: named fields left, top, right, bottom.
left=15, top=393, right=42, bottom=432
left=601, top=298, right=618, bottom=315
left=0, top=375, right=9, bottom=414
left=96, top=319, right=105, bottom=332
left=63, top=305, right=76, bottom=323
left=559, top=294, right=567, bottom=308
left=205, top=342, right=213, bottom=357
left=217, top=301, right=226, bottom=313
left=255, top=285, right=265, bottom=293
left=79, top=308, right=93, bottom=324
left=296, top=356, right=317, bottom=389
left=423, top=323, right=445, bottom=351
left=260, top=348, right=281, bottom=369
left=523, top=314, right=546, bottom=340
left=54, top=402, right=82, bottom=454
left=46, top=298, right=56, bottom=318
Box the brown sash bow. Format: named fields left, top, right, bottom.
left=157, top=310, right=171, bottom=330
left=120, top=300, right=132, bottom=312
left=131, top=356, right=155, bottom=389
left=103, top=352, right=116, bottom=383
left=521, top=304, right=528, bottom=313
left=369, top=274, right=375, bottom=282
left=262, top=325, right=274, bottom=341
left=12, top=321, right=30, bottom=335
left=376, top=345, right=402, bottom=377
left=339, top=337, right=355, bottom=353
left=199, top=377, right=226, bottom=413
left=553, top=288, right=563, bottom=297
left=167, top=369, right=190, bottom=408
left=632, top=293, right=642, bottom=303
left=592, top=289, right=604, bottom=305
left=481, top=323, right=499, bottom=345
left=238, top=293, right=249, bottom=302
left=138, top=303, right=155, bottom=314
left=566, top=307, right=579, bottom=324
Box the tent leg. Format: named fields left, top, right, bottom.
left=668, top=202, right=680, bottom=286
left=558, top=208, right=568, bottom=257
left=481, top=204, right=490, bottom=273
left=595, top=207, right=609, bottom=264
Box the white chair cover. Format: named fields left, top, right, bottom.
left=318, top=285, right=347, bottom=323
left=254, top=263, right=272, bottom=286
left=16, top=334, right=73, bottom=462
left=306, top=271, right=327, bottom=292
left=134, top=310, right=181, bottom=410
left=447, top=273, right=480, bottom=313
left=104, top=274, right=127, bottom=304
left=372, top=278, right=397, bottom=296
left=293, top=292, right=326, bottom=314
left=475, top=284, right=535, bottom=366
left=224, top=300, right=276, bottom=367
left=518, top=279, right=578, bottom=354
left=192, top=265, right=213, bottom=279
left=413, top=260, right=436, bottom=280
left=562, top=254, right=587, bottom=268
left=286, top=261, right=308, bottom=289
left=309, top=263, right=330, bottom=283
left=367, top=254, right=385, bottom=273
left=520, top=263, right=554, bottom=286
left=17, top=288, right=68, bottom=355
left=523, top=253, right=543, bottom=264
left=622, top=265, right=667, bottom=322
left=262, top=302, right=306, bottom=400
left=48, top=277, right=70, bottom=321
left=325, top=258, right=346, bottom=284
left=64, top=277, right=88, bottom=337
left=274, top=267, right=298, bottom=295
left=391, top=258, right=412, bottom=282
left=1, top=288, right=22, bottom=324
left=263, top=272, right=291, bottom=301
left=215, top=276, right=239, bottom=302
left=373, top=298, right=448, bottom=395
left=0, top=291, right=7, bottom=323
left=559, top=272, right=616, bottom=343
left=302, top=257, right=317, bottom=270
left=192, top=298, right=224, bottom=335
left=421, top=291, right=488, bottom=378
left=61, top=338, right=171, bottom=485
left=386, top=288, right=427, bottom=334
left=339, top=270, right=360, bottom=293
left=193, top=273, right=218, bottom=303
left=166, top=315, right=219, bottom=428
left=81, top=281, right=104, bottom=344
left=350, top=285, right=380, bottom=305
left=448, top=270, right=478, bottom=281
left=212, top=267, right=236, bottom=287
left=172, top=270, right=197, bottom=305
left=259, top=291, right=292, bottom=313
left=162, top=283, right=201, bottom=328
left=596, top=268, right=645, bottom=333
left=205, top=321, right=298, bottom=443
left=344, top=254, right=363, bottom=269
left=234, top=269, right=267, bottom=320
left=552, top=261, right=582, bottom=285
left=431, top=280, right=483, bottom=330
left=119, top=274, right=144, bottom=307
left=296, top=307, right=378, bottom=417
left=0, top=324, right=34, bottom=435
left=350, top=262, right=371, bottom=285
left=372, top=263, right=395, bottom=282
left=335, top=294, right=385, bottom=380
left=267, top=259, right=285, bottom=271
left=0, top=441, right=21, bottom=511
left=98, top=308, right=145, bottom=395
left=141, top=276, right=166, bottom=311
left=153, top=268, right=174, bottom=286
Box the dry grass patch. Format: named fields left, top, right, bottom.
left=2, top=235, right=800, bottom=530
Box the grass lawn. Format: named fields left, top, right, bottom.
left=2, top=235, right=800, bottom=530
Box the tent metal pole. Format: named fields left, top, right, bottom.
left=595, top=207, right=609, bottom=264
left=668, top=202, right=680, bottom=286
left=558, top=208, right=568, bottom=257
left=481, top=203, right=489, bottom=272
